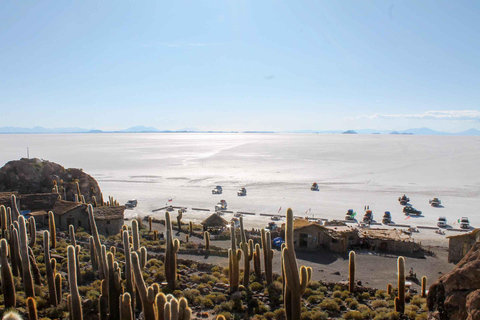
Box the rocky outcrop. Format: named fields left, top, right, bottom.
left=0, top=158, right=102, bottom=203
left=427, top=239, right=480, bottom=320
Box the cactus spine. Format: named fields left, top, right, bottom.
left=349, top=251, right=356, bottom=292
left=43, top=230, right=57, bottom=307
left=48, top=211, right=56, bottom=249
left=261, top=228, right=274, bottom=285
left=27, top=297, right=38, bottom=320
left=120, top=293, right=133, bottom=320
left=0, top=238, right=16, bottom=308
left=165, top=211, right=180, bottom=290
left=421, top=276, right=427, bottom=298
left=68, top=245, right=83, bottom=320
left=396, top=256, right=406, bottom=313
left=283, top=208, right=312, bottom=320
left=88, top=204, right=105, bottom=279
left=19, top=216, right=35, bottom=298
left=131, top=251, right=156, bottom=320
left=204, top=231, right=210, bottom=250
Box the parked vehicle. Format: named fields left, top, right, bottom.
left=403, top=206, right=422, bottom=216
left=398, top=195, right=410, bottom=205
left=125, top=199, right=137, bottom=208
left=266, top=222, right=278, bottom=231
left=271, top=216, right=281, bottom=221
left=437, top=216, right=447, bottom=228
left=212, top=186, right=223, bottom=194
left=215, top=199, right=227, bottom=211
left=460, top=217, right=470, bottom=229
left=429, top=198, right=442, bottom=207
left=345, top=209, right=356, bottom=221
left=382, top=211, right=392, bottom=224
left=237, top=188, right=247, bottom=196
left=363, top=210, right=373, bottom=223
left=311, top=182, right=319, bottom=191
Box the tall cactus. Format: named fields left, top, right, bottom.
left=282, top=208, right=312, bottom=320
left=122, top=230, right=135, bottom=309
left=44, top=231, right=57, bottom=306
left=349, top=251, right=356, bottom=292
left=48, top=211, right=56, bottom=249
left=261, top=228, right=274, bottom=285
left=242, top=239, right=254, bottom=288
left=189, top=221, right=193, bottom=236
left=421, top=276, right=427, bottom=298
left=9, top=225, right=20, bottom=276
left=131, top=251, right=156, bottom=320
left=88, top=204, right=105, bottom=279
left=177, top=210, right=183, bottom=231
left=69, top=225, right=77, bottom=247
left=156, top=293, right=167, bottom=320
left=27, top=297, right=38, bottom=320
left=19, top=216, right=35, bottom=298
left=0, top=205, right=7, bottom=238
left=253, top=243, right=262, bottom=282
left=11, top=194, right=19, bottom=222
left=55, top=272, right=63, bottom=304
left=165, top=211, right=180, bottom=290
left=0, top=238, right=16, bottom=308
left=107, top=252, right=123, bottom=320
left=148, top=217, right=153, bottom=232
left=387, top=283, right=393, bottom=295
left=396, top=256, right=406, bottom=313
left=28, top=246, right=42, bottom=285
left=28, top=216, right=36, bottom=247
left=228, top=248, right=242, bottom=294
left=120, top=293, right=133, bottom=320
left=132, top=219, right=140, bottom=253
left=67, top=245, right=83, bottom=320
left=75, top=245, right=82, bottom=283
left=163, top=296, right=191, bottom=320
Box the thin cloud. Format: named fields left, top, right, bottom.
left=352, top=110, right=480, bottom=121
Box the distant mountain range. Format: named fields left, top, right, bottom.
left=1, top=126, right=479, bottom=136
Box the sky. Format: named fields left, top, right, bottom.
left=0, top=1, right=479, bottom=132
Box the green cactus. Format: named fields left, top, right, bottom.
left=261, top=228, right=274, bottom=285
left=89, top=236, right=97, bottom=272
left=163, top=296, right=191, bottom=320
left=242, top=239, right=254, bottom=288
left=27, top=216, right=36, bottom=247
left=122, top=230, right=135, bottom=309
left=19, top=216, right=35, bottom=298
left=76, top=181, right=82, bottom=198
left=253, top=243, right=262, bottom=282
left=10, top=225, right=22, bottom=277
left=156, top=292, right=167, bottom=320
left=27, top=297, right=38, bottom=320
left=11, top=194, right=20, bottom=222
left=149, top=216, right=153, bottom=232
left=75, top=245, right=82, bottom=283
left=92, top=196, right=98, bottom=207
left=387, top=283, right=392, bottom=295
left=107, top=252, right=123, bottom=320
left=99, top=280, right=108, bottom=320
left=67, top=245, right=83, bottom=320
left=154, top=230, right=158, bottom=240
left=132, top=218, right=140, bottom=253
left=177, top=210, right=183, bottom=231
left=43, top=231, right=57, bottom=305
left=349, top=251, right=356, bottom=292
left=0, top=238, right=16, bottom=308
left=131, top=251, right=156, bottom=320
left=228, top=247, right=242, bottom=294
left=396, top=256, right=405, bottom=313
left=55, top=272, right=62, bottom=304
left=165, top=211, right=180, bottom=290
left=421, top=276, right=427, bottom=298
left=0, top=205, right=7, bottom=238
left=282, top=208, right=312, bottom=320
left=69, top=225, right=77, bottom=247
left=185, top=234, right=189, bottom=242
left=88, top=204, right=105, bottom=279
left=140, top=246, right=147, bottom=269
left=28, top=246, right=42, bottom=285
left=48, top=211, right=56, bottom=249
left=204, top=231, right=210, bottom=250
left=120, top=293, right=133, bottom=320
left=189, top=221, right=193, bottom=236
left=6, top=206, right=12, bottom=230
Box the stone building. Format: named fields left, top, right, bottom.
left=357, top=229, right=420, bottom=254
left=447, top=229, right=480, bottom=263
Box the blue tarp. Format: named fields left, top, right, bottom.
left=273, top=237, right=284, bottom=248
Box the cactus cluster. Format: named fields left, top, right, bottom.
left=228, top=222, right=242, bottom=294
left=239, top=217, right=254, bottom=288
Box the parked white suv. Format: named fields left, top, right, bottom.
left=437, top=216, right=447, bottom=228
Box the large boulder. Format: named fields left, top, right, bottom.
left=0, top=158, right=102, bottom=203
left=427, top=239, right=480, bottom=320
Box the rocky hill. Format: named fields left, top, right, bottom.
left=0, top=158, right=102, bottom=202
left=427, top=239, right=480, bottom=320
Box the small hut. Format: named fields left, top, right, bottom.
left=201, top=213, right=228, bottom=231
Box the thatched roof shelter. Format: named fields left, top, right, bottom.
left=201, top=213, right=228, bottom=227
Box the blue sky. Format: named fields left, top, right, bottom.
left=0, top=1, right=479, bottom=131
